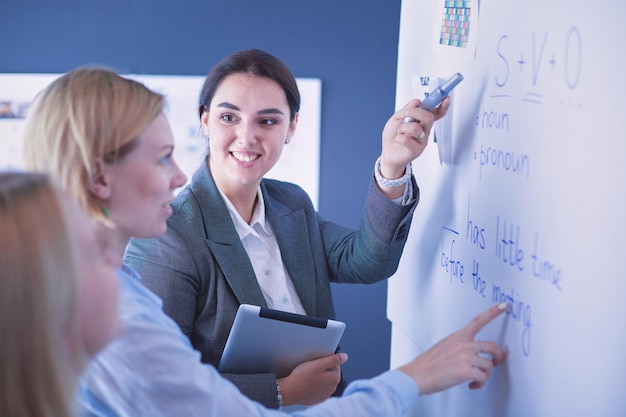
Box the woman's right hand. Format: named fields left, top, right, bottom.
left=398, top=302, right=507, bottom=396
left=278, top=352, right=348, bottom=406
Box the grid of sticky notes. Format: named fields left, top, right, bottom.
left=439, top=1, right=471, bottom=48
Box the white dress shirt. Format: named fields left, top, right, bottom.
left=219, top=187, right=306, bottom=314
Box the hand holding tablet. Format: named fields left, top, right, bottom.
left=218, top=304, right=346, bottom=378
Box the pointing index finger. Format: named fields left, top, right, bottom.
left=463, top=302, right=508, bottom=339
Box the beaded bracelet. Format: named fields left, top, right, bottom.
left=374, top=156, right=412, bottom=188
left=276, top=380, right=283, bottom=409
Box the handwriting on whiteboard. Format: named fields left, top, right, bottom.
left=439, top=192, right=564, bottom=357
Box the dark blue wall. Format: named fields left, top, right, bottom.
left=0, top=0, right=402, bottom=383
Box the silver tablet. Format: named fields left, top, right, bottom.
left=218, top=304, right=346, bottom=377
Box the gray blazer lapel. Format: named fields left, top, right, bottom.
left=189, top=160, right=267, bottom=308
left=263, top=182, right=317, bottom=315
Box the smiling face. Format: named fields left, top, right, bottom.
left=100, top=112, right=187, bottom=241
left=201, top=73, right=297, bottom=199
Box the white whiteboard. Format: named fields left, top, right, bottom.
left=0, top=74, right=321, bottom=208
left=389, top=1, right=626, bottom=416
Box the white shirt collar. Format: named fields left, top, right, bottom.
left=218, top=186, right=269, bottom=240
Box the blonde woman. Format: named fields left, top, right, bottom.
left=0, top=172, right=120, bottom=417
left=23, top=66, right=506, bottom=417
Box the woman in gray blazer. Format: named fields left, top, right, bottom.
left=125, top=48, right=449, bottom=409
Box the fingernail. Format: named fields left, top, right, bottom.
left=498, top=302, right=507, bottom=310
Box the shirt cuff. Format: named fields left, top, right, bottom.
left=390, top=176, right=416, bottom=206
left=382, top=370, right=420, bottom=411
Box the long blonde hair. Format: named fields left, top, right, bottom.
left=22, top=66, right=165, bottom=222
left=0, top=172, right=81, bottom=417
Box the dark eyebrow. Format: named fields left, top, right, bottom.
left=216, top=101, right=285, bottom=116
left=258, top=108, right=285, bottom=116
left=216, top=102, right=240, bottom=111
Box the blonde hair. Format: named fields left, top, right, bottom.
left=22, top=66, right=165, bottom=222
left=0, top=172, right=81, bottom=417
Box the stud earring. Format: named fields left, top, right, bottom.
left=203, top=129, right=209, bottom=138
left=284, top=137, right=291, bottom=144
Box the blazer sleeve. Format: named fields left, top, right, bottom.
left=319, top=175, right=419, bottom=284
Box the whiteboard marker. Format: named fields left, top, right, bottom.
left=403, top=72, right=464, bottom=122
